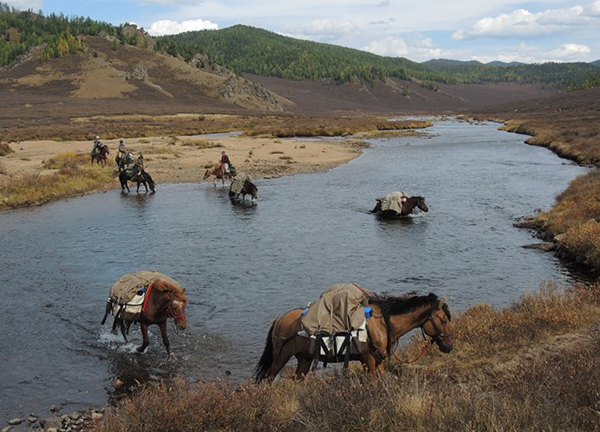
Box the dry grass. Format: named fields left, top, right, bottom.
left=0, top=142, right=14, bottom=156
left=0, top=152, right=115, bottom=209
left=91, top=283, right=600, bottom=432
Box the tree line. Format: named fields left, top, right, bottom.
left=2, top=5, right=599, bottom=91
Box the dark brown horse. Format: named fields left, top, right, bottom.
left=371, top=196, right=429, bottom=217
left=253, top=292, right=452, bottom=382
left=229, top=178, right=258, bottom=201
left=203, top=163, right=232, bottom=186
left=119, top=169, right=156, bottom=193
left=103, top=279, right=188, bottom=356
left=91, top=145, right=110, bottom=166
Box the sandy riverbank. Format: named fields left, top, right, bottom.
left=0, top=134, right=368, bottom=209
left=0, top=134, right=366, bottom=183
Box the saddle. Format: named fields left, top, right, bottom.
left=300, top=284, right=371, bottom=367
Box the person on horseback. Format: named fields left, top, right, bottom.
left=117, top=139, right=126, bottom=157
left=133, top=153, right=144, bottom=178
left=220, top=151, right=232, bottom=174
left=92, top=136, right=104, bottom=154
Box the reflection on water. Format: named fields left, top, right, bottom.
left=0, top=120, right=589, bottom=420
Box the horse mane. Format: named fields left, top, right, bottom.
left=370, top=292, right=440, bottom=357
left=153, top=279, right=187, bottom=303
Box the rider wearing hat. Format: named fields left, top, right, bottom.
left=133, top=153, right=144, bottom=177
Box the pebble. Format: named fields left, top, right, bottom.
left=1, top=426, right=12, bottom=432
left=7, top=419, right=21, bottom=426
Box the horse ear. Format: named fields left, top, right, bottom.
left=437, top=298, right=446, bottom=310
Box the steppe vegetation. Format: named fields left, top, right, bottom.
left=470, top=87, right=600, bottom=273
left=91, top=282, right=600, bottom=432
left=0, top=152, right=114, bottom=208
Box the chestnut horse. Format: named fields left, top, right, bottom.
left=371, top=196, right=429, bottom=217
left=253, top=292, right=452, bottom=382
left=91, top=145, right=110, bottom=166
left=203, top=163, right=232, bottom=186
left=103, top=279, right=188, bottom=356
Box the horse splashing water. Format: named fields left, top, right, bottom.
left=102, top=272, right=188, bottom=356
left=371, top=194, right=429, bottom=217
left=203, top=164, right=233, bottom=186
left=252, top=291, right=452, bottom=382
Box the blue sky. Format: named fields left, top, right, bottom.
left=5, top=0, right=600, bottom=63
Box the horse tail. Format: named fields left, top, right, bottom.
left=252, top=321, right=275, bottom=383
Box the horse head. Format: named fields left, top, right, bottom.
left=203, top=169, right=211, bottom=180
left=244, top=180, right=259, bottom=200
left=416, top=196, right=429, bottom=212
left=421, top=299, right=453, bottom=353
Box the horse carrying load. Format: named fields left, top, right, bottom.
left=300, top=284, right=370, bottom=368
left=371, top=191, right=429, bottom=217
left=101, top=270, right=188, bottom=355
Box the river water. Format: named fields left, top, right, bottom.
left=0, top=120, right=587, bottom=421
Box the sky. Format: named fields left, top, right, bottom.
left=5, top=0, right=600, bottom=64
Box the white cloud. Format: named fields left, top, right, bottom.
left=364, top=37, right=408, bottom=56
left=3, top=0, right=42, bottom=10
left=377, top=0, right=390, bottom=6
left=472, top=42, right=592, bottom=63
left=284, top=19, right=358, bottom=41
left=454, top=5, right=597, bottom=40
left=139, top=0, right=201, bottom=4
left=588, top=0, right=600, bottom=15
left=147, top=18, right=218, bottom=36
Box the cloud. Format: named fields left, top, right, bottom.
left=284, top=19, right=358, bottom=42
left=3, top=0, right=42, bottom=10
left=377, top=0, right=390, bottom=6
left=589, top=0, right=600, bottom=15
left=453, top=5, right=597, bottom=40
left=364, top=37, right=408, bottom=56
left=139, top=0, right=201, bottom=4
left=147, top=18, right=218, bottom=36
left=472, top=42, right=591, bottom=63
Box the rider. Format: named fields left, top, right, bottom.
left=92, top=136, right=104, bottom=155
left=219, top=151, right=232, bottom=175
left=117, top=139, right=127, bottom=157
left=133, top=153, right=144, bottom=177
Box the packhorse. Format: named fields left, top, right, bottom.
left=253, top=291, right=452, bottom=382
left=119, top=168, right=156, bottom=193
left=91, top=145, right=110, bottom=166
left=229, top=179, right=258, bottom=201
left=371, top=196, right=429, bottom=217
left=115, top=151, right=135, bottom=171
left=102, top=277, right=188, bottom=356
left=203, top=163, right=235, bottom=186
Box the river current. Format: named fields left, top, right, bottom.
left=0, top=120, right=587, bottom=420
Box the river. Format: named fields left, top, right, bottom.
left=0, top=120, right=587, bottom=421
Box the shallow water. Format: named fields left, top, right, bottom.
left=0, top=120, right=587, bottom=420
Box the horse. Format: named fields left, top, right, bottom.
left=252, top=292, right=452, bottom=383
left=203, top=163, right=233, bottom=186
left=371, top=196, right=429, bottom=217
left=91, top=145, right=110, bottom=166
left=229, top=178, right=258, bottom=201
left=119, top=169, right=156, bottom=193
left=103, top=278, right=188, bottom=356
left=115, top=151, right=135, bottom=171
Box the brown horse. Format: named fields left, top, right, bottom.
left=136, top=279, right=187, bottom=356
left=203, top=163, right=232, bottom=186
left=253, top=292, right=452, bottom=382
left=371, top=196, right=429, bottom=217
left=91, top=145, right=110, bottom=166
left=103, top=279, right=188, bottom=356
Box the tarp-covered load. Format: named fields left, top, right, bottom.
left=108, top=270, right=183, bottom=321
left=300, top=284, right=370, bottom=363
left=230, top=173, right=253, bottom=195
left=376, top=191, right=408, bottom=214
left=301, top=284, right=367, bottom=335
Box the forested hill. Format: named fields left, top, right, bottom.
left=155, top=25, right=443, bottom=84
left=157, top=25, right=600, bottom=90
left=2, top=2, right=600, bottom=91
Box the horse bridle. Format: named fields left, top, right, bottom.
left=167, top=301, right=187, bottom=322
left=421, top=307, right=452, bottom=345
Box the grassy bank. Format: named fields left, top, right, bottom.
left=469, top=87, right=600, bottom=273
left=90, top=282, right=600, bottom=431
left=0, top=152, right=115, bottom=209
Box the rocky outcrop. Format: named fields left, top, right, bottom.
left=219, top=75, right=283, bottom=111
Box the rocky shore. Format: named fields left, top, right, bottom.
left=4, top=407, right=104, bottom=432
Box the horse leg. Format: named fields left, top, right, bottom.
left=136, top=322, right=150, bottom=353
left=158, top=321, right=171, bottom=356
left=294, top=353, right=313, bottom=380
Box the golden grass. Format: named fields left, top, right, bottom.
left=91, top=283, right=600, bottom=432
left=0, top=142, right=14, bottom=156
left=0, top=152, right=115, bottom=209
